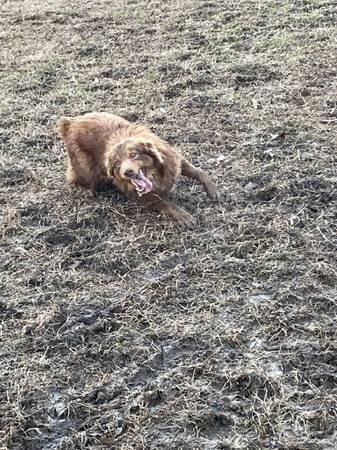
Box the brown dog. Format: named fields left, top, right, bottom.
left=57, top=112, right=218, bottom=228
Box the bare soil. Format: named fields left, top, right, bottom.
left=1, top=0, right=337, bottom=449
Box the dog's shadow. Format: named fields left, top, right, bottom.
left=93, top=179, right=126, bottom=201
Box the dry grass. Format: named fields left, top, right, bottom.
left=1, top=0, right=337, bottom=448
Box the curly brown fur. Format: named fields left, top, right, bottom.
left=57, top=112, right=218, bottom=228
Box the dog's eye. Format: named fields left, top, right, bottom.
left=130, top=152, right=139, bottom=160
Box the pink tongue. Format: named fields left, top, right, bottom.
left=131, top=170, right=153, bottom=193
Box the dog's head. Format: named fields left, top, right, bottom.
left=106, top=138, right=164, bottom=195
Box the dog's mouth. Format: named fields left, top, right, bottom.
left=130, top=169, right=153, bottom=195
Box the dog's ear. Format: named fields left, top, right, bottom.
left=141, top=142, right=164, bottom=165
left=107, top=166, right=114, bottom=178
left=106, top=153, right=118, bottom=178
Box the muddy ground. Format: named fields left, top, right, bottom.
left=1, top=0, right=337, bottom=449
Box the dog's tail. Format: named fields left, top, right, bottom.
left=56, top=117, right=71, bottom=139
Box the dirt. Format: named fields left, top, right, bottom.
left=1, top=0, right=337, bottom=448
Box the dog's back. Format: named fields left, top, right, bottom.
left=57, top=113, right=130, bottom=153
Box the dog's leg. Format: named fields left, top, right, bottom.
left=159, top=200, right=197, bottom=229
left=139, top=195, right=197, bottom=229
left=65, top=150, right=98, bottom=196
left=66, top=160, right=96, bottom=193
left=181, top=159, right=219, bottom=200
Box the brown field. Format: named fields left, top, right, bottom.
left=1, top=0, right=337, bottom=448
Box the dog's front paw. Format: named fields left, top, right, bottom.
left=205, top=181, right=220, bottom=201
left=175, top=209, right=197, bottom=230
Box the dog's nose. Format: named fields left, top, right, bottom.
left=124, top=169, right=135, bottom=178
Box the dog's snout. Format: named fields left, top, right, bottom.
left=124, top=169, right=135, bottom=178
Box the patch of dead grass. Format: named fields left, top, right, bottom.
left=1, top=0, right=337, bottom=448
